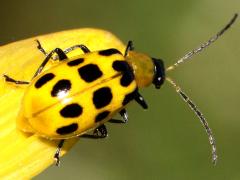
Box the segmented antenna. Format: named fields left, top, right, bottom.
left=167, top=13, right=238, bottom=71
left=166, top=77, right=217, bottom=165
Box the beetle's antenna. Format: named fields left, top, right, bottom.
left=166, top=77, right=217, bottom=165
left=167, top=13, right=238, bottom=71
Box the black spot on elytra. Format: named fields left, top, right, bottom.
left=67, top=58, right=84, bottom=66
left=56, top=123, right=78, bottom=135
left=95, top=111, right=110, bottom=122
left=60, top=103, right=83, bottom=118
left=122, top=88, right=138, bottom=106
left=93, top=87, right=112, bottom=109
left=120, top=73, right=134, bottom=87
left=112, top=60, right=129, bottom=71
left=51, top=79, right=71, bottom=97
left=35, top=73, right=55, bottom=88
left=112, top=60, right=134, bottom=87
left=98, top=48, right=121, bottom=56
left=78, top=64, right=103, bottom=82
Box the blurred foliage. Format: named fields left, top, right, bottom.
left=0, top=0, right=240, bottom=179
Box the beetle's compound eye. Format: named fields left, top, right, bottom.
left=152, top=58, right=165, bottom=89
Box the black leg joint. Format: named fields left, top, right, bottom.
left=55, top=48, right=68, bottom=60
left=81, top=124, right=108, bottom=139
left=79, top=45, right=91, bottom=53
left=119, top=109, right=128, bottom=122
left=108, top=109, right=128, bottom=124
left=135, top=91, right=148, bottom=109
left=93, top=124, right=108, bottom=138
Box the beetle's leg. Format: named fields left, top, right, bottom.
left=135, top=91, right=148, bottom=109
left=36, top=40, right=48, bottom=57
left=108, top=109, right=128, bottom=123
left=63, top=45, right=91, bottom=54
left=36, top=40, right=67, bottom=62
left=36, top=40, right=60, bottom=60
left=81, top=124, right=108, bottom=139
left=54, top=140, right=65, bottom=166
left=36, top=40, right=68, bottom=60
left=124, top=41, right=134, bottom=57
left=32, top=47, right=67, bottom=79
left=3, top=45, right=67, bottom=84
left=36, top=40, right=90, bottom=59
left=3, top=74, right=30, bottom=85
left=93, top=124, right=108, bottom=138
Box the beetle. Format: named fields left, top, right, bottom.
left=3, top=14, right=238, bottom=166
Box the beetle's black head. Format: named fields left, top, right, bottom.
left=152, top=58, right=165, bottom=89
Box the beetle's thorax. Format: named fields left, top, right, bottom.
left=125, top=51, right=165, bottom=89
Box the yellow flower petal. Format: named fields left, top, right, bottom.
left=0, top=28, right=125, bottom=179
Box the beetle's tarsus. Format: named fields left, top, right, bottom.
left=54, top=140, right=64, bottom=166
left=109, top=109, right=129, bottom=123
left=3, top=74, right=30, bottom=84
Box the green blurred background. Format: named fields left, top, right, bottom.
left=1, top=0, right=240, bottom=179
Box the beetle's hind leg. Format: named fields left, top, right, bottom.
left=81, top=124, right=108, bottom=139
left=54, top=125, right=108, bottom=165
left=3, top=74, right=30, bottom=85
left=54, top=140, right=65, bottom=166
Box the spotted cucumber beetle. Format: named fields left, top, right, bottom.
left=3, top=14, right=237, bottom=166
